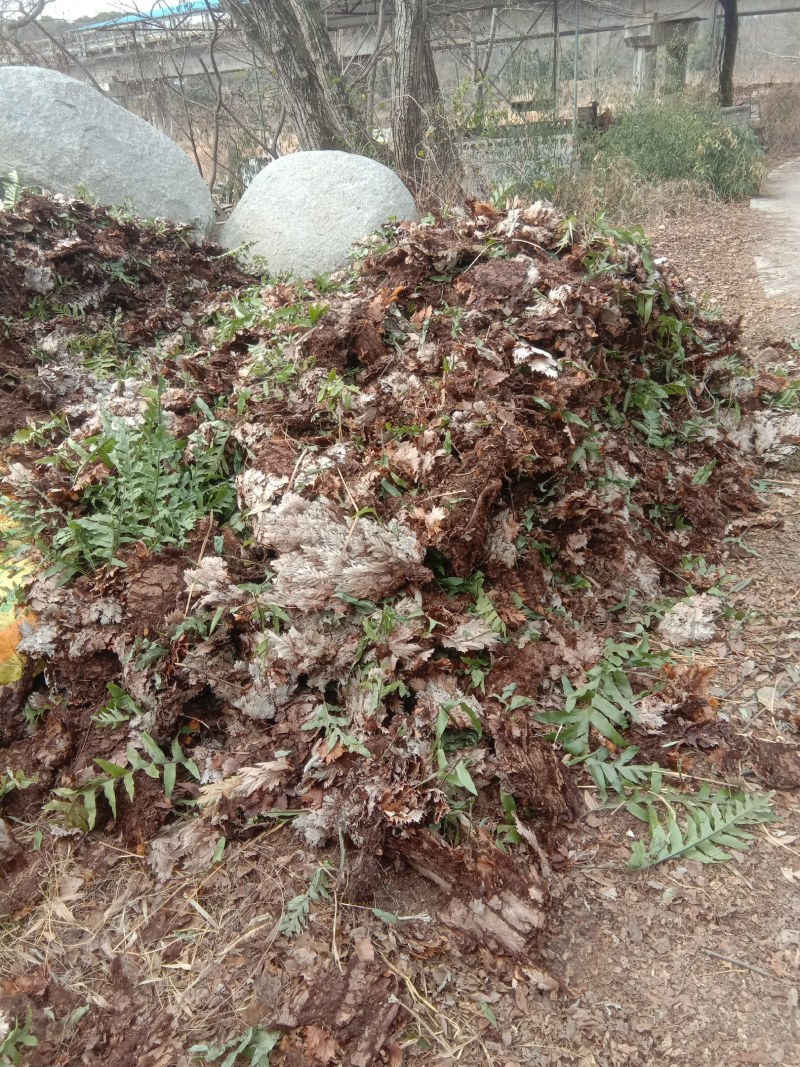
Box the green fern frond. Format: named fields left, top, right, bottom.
left=472, top=583, right=506, bottom=637
left=628, top=790, right=776, bottom=869
left=583, top=746, right=662, bottom=802
left=1, top=170, right=22, bottom=211
left=279, top=864, right=331, bottom=937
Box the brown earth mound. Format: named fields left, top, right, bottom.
left=0, top=193, right=782, bottom=1064
left=0, top=194, right=249, bottom=436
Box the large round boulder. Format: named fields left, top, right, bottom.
left=0, top=66, right=213, bottom=236
left=221, top=151, right=417, bottom=276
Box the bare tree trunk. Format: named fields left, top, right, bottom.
left=391, top=0, right=427, bottom=186
left=169, top=66, right=206, bottom=177
left=201, top=1, right=225, bottom=191
left=366, top=0, right=388, bottom=126
left=285, top=0, right=362, bottom=137
left=392, top=0, right=453, bottom=192
left=719, top=0, right=738, bottom=107
left=223, top=0, right=355, bottom=151
left=470, top=27, right=480, bottom=98
left=552, top=0, right=560, bottom=115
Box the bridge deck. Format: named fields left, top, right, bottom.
left=6, top=0, right=800, bottom=81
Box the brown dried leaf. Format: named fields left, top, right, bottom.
left=303, top=1025, right=338, bottom=1065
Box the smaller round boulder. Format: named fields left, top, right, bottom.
left=221, top=151, right=417, bottom=277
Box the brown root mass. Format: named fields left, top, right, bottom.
left=0, top=194, right=249, bottom=436
left=0, top=193, right=772, bottom=1064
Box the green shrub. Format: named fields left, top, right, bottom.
left=594, top=95, right=764, bottom=201
left=694, top=121, right=766, bottom=200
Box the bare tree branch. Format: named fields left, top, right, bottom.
left=8, top=0, right=48, bottom=29
left=27, top=17, right=111, bottom=95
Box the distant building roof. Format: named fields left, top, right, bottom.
left=83, top=0, right=220, bottom=31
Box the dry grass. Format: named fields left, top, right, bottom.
left=414, top=122, right=719, bottom=231
left=756, top=83, right=800, bottom=157
left=0, top=826, right=308, bottom=1047
left=1, top=821, right=509, bottom=1063
left=550, top=158, right=711, bottom=230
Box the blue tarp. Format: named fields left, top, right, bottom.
left=82, top=0, right=221, bottom=31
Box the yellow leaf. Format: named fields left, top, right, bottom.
left=0, top=507, right=39, bottom=681
left=0, top=607, right=26, bottom=684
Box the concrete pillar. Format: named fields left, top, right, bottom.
left=624, top=20, right=660, bottom=95
left=664, top=22, right=696, bottom=93
left=632, top=46, right=658, bottom=93
left=625, top=18, right=699, bottom=95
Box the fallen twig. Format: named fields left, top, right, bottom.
left=700, top=948, right=778, bottom=980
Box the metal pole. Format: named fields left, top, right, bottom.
left=572, top=0, right=580, bottom=140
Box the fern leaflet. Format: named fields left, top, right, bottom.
left=628, top=790, right=776, bottom=869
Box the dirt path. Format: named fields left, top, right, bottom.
left=653, top=160, right=800, bottom=347
left=752, top=157, right=800, bottom=319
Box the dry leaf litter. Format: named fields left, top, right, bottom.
left=1, top=192, right=798, bottom=1066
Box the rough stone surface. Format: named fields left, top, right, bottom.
left=0, top=67, right=213, bottom=236
left=221, top=151, right=417, bottom=276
